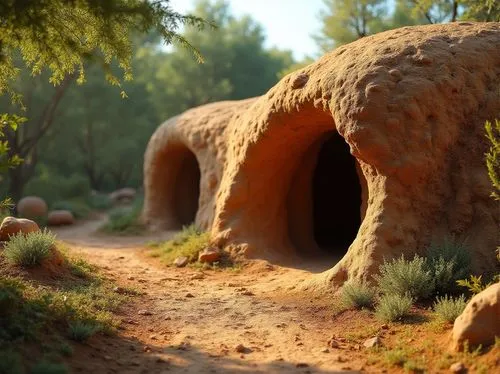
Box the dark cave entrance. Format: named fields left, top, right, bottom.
left=312, top=132, right=362, bottom=252
left=173, top=151, right=201, bottom=227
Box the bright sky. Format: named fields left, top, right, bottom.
left=169, top=0, right=326, bottom=60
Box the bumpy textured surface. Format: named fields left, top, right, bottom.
left=144, top=23, right=500, bottom=286
left=452, top=282, right=500, bottom=351
left=0, top=217, right=40, bottom=241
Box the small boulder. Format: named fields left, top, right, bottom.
left=198, top=247, right=221, bottom=263
left=449, top=362, right=467, bottom=373
left=451, top=282, right=500, bottom=351
left=109, top=188, right=136, bottom=204
left=173, top=256, right=189, bottom=267
left=17, top=196, right=48, bottom=219
left=0, top=216, right=40, bottom=241
left=363, top=336, right=381, bottom=348
left=47, top=210, right=75, bottom=226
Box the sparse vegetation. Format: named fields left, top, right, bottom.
left=375, top=255, right=434, bottom=300
left=375, top=293, right=413, bottom=322
left=68, top=321, right=100, bottom=342
left=101, top=203, right=144, bottom=235
left=433, top=295, right=467, bottom=323
left=457, top=274, right=496, bottom=295
left=0, top=250, right=130, bottom=373
left=427, top=236, right=471, bottom=295
left=485, top=119, right=499, bottom=200
left=151, top=224, right=210, bottom=265
left=51, top=199, right=91, bottom=219
left=341, top=280, right=376, bottom=309
left=3, top=229, right=56, bottom=267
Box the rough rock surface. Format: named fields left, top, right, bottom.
left=198, top=247, right=221, bottom=263
left=17, top=196, right=48, bottom=219
left=143, top=23, right=500, bottom=286
left=0, top=216, right=40, bottom=241
left=451, top=282, right=500, bottom=351
left=47, top=210, right=75, bottom=226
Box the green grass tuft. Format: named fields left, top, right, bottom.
left=375, top=255, right=434, bottom=300
left=101, top=205, right=144, bottom=235
left=375, top=293, right=413, bottom=322
left=68, top=321, right=100, bottom=342
left=3, top=229, right=56, bottom=267
left=341, top=280, right=375, bottom=309
left=433, top=294, right=467, bottom=323
left=0, top=350, right=22, bottom=374
left=151, top=224, right=210, bottom=265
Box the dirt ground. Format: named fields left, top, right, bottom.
left=52, top=217, right=498, bottom=374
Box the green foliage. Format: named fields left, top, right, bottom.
left=457, top=274, right=496, bottom=295
left=51, top=200, right=91, bottom=219
left=426, top=236, right=471, bottom=295
left=152, top=224, right=210, bottom=265
left=0, top=350, right=22, bottom=374
left=375, top=255, right=434, bottom=300
left=0, top=0, right=210, bottom=100
left=375, top=293, right=413, bottom=322
left=87, top=193, right=112, bottom=210
left=0, top=114, right=24, bottom=172
left=3, top=229, right=56, bottom=267
left=31, top=361, right=68, bottom=374
left=101, top=203, right=144, bottom=235
left=461, top=0, right=500, bottom=21
left=68, top=321, right=100, bottom=342
left=485, top=119, right=499, bottom=200
left=315, top=0, right=389, bottom=51
left=433, top=294, right=467, bottom=323
left=341, top=280, right=376, bottom=309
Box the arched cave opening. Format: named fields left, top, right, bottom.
left=287, top=131, right=363, bottom=259
left=312, top=133, right=362, bottom=252
left=173, top=151, right=201, bottom=227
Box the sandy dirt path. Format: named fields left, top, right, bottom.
left=53, top=218, right=364, bottom=374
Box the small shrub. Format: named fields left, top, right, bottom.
left=68, top=321, right=100, bottom=342
left=375, top=255, right=434, bottom=300
left=101, top=206, right=144, bottom=234
left=433, top=294, right=467, bottom=323
left=457, top=274, right=496, bottom=295
left=341, top=280, right=375, bottom=309
left=31, top=361, right=68, bottom=374
left=384, top=348, right=407, bottom=367
left=427, top=236, right=471, bottom=295
left=375, top=293, right=413, bottom=322
left=58, top=342, right=73, bottom=357
left=87, top=193, right=112, bottom=210
left=3, top=229, right=56, bottom=267
left=152, top=225, right=210, bottom=265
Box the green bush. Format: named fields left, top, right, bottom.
left=25, top=172, right=91, bottom=206
left=87, top=193, right=112, bottom=210
left=433, top=295, right=467, bottom=323
left=51, top=199, right=91, bottom=219
left=31, top=361, right=68, bottom=374
left=3, top=230, right=56, bottom=267
left=68, top=321, right=100, bottom=342
left=375, top=255, right=434, bottom=300
left=427, top=237, right=471, bottom=295
left=375, top=293, right=413, bottom=322
left=101, top=206, right=144, bottom=234
left=341, top=280, right=375, bottom=309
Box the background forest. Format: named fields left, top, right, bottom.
left=1, top=0, right=498, bottom=210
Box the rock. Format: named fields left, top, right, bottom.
left=327, top=337, right=340, bottom=349
left=381, top=324, right=389, bottom=330
left=235, top=344, right=251, bottom=353
left=143, top=23, right=500, bottom=282
left=173, top=256, right=188, bottom=267
left=0, top=216, right=40, bottom=241
left=449, top=362, right=467, bottom=373
left=185, top=293, right=194, bottom=298
left=138, top=310, right=153, bottom=316
left=17, top=196, right=48, bottom=219
left=296, top=363, right=309, bottom=368
left=47, top=210, right=75, bottom=226
left=198, top=247, right=221, bottom=263
left=109, top=188, right=136, bottom=204
left=451, top=282, right=500, bottom=351
left=363, top=336, right=381, bottom=348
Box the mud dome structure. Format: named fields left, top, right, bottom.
left=143, top=23, right=500, bottom=285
